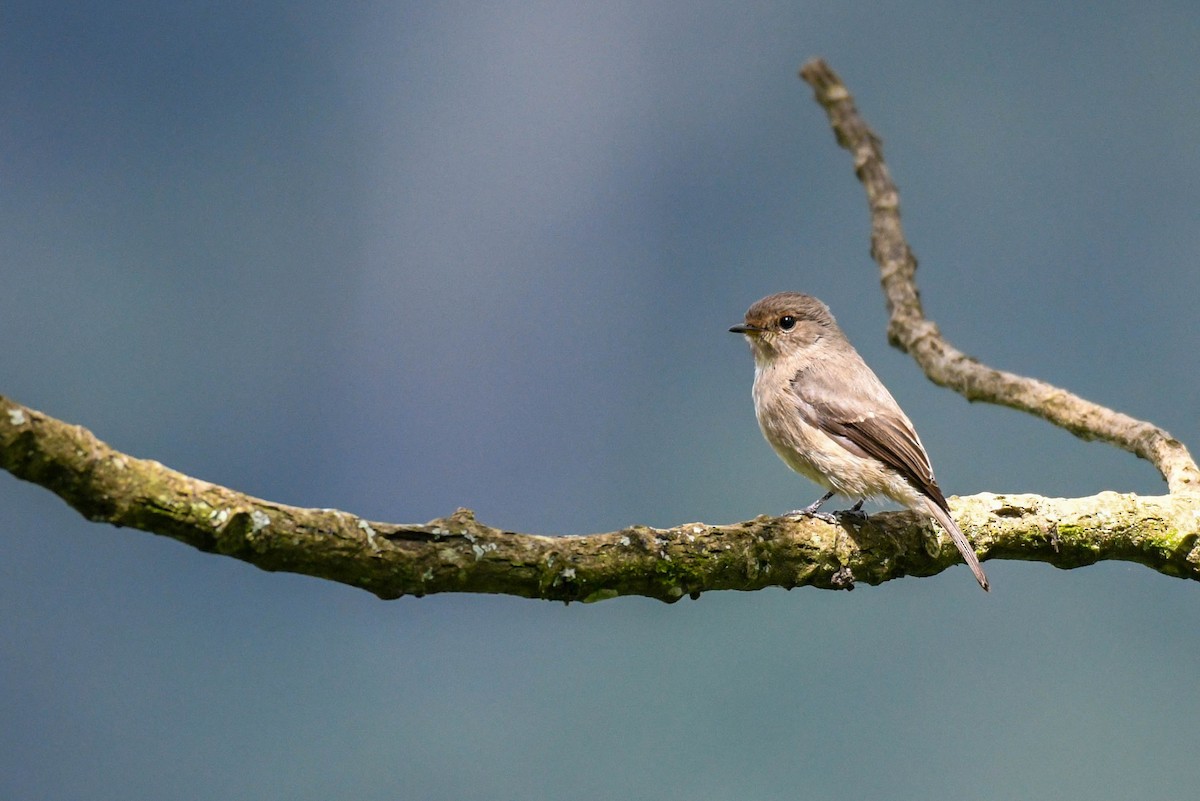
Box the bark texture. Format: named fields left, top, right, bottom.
left=3, top=59, right=1197, bottom=601
left=798, top=58, right=1200, bottom=494
left=4, top=396, right=1199, bottom=600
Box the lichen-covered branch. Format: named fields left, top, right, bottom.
left=798, top=58, right=1200, bottom=495
left=4, top=395, right=1199, bottom=600
left=3, top=59, right=1197, bottom=599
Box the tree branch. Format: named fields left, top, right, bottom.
left=4, top=59, right=1198, bottom=599
left=4, top=395, right=1199, bottom=599
left=798, top=58, right=1200, bottom=496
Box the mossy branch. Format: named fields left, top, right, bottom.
left=4, top=395, right=1199, bottom=600
left=4, top=59, right=1196, bottom=600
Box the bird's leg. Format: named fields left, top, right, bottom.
left=786, top=490, right=839, bottom=524
left=787, top=493, right=869, bottom=526
left=787, top=494, right=865, bottom=581
left=837, top=498, right=868, bottom=524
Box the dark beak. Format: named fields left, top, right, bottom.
left=729, top=323, right=761, bottom=334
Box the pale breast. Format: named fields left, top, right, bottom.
left=750, top=361, right=925, bottom=503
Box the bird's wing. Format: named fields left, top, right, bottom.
left=790, top=356, right=988, bottom=590
left=789, top=358, right=945, bottom=505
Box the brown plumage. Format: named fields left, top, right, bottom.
left=730, top=292, right=989, bottom=591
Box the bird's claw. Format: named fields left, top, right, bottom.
left=835, top=508, right=868, bottom=525
left=786, top=508, right=840, bottom=525
left=786, top=498, right=867, bottom=526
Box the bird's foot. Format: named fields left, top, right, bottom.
left=835, top=499, right=868, bottom=525
left=788, top=497, right=866, bottom=526
left=786, top=507, right=840, bottom=525
left=786, top=491, right=836, bottom=523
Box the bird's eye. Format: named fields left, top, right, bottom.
left=779, top=315, right=797, bottom=331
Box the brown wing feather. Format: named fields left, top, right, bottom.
left=790, top=356, right=987, bottom=590
left=790, top=359, right=946, bottom=507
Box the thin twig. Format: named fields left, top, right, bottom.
left=798, top=58, right=1200, bottom=495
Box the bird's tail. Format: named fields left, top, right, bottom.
left=921, top=497, right=989, bottom=592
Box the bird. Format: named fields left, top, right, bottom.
left=730, top=291, right=989, bottom=591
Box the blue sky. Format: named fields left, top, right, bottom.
left=3, top=2, right=1199, bottom=799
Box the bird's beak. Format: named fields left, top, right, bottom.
left=729, top=323, right=762, bottom=335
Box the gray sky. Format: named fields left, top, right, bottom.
left=3, top=2, right=1199, bottom=799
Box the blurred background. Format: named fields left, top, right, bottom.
left=3, top=2, right=1198, bottom=799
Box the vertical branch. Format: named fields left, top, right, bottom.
left=798, top=58, right=1200, bottom=495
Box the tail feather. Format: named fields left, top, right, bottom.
left=921, top=497, right=989, bottom=592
